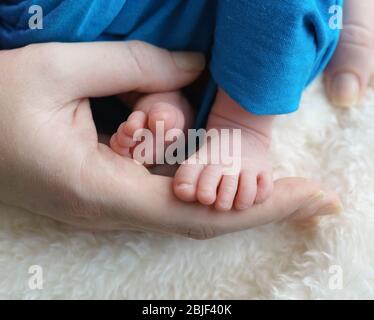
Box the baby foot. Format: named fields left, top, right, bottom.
left=173, top=89, right=274, bottom=211
left=110, top=91, right=193, bottom=165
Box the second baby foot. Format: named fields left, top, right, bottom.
left=110, top=91, right=193, bottom=165
left=174, top=89, right=274, bottom=211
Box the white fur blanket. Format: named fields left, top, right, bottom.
left=0, top=79, right=373, bottom=299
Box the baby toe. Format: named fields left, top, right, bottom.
left=110, top=133, right=132, bottom=157
left=115, top=111, right=147, bottom=150
left=123, top=111, right=147, bottom=137
left=116, top=122, right=139, bottom=148
left=196, top=165, right=223, bottom=206
left=234, top=171, right=257, bottom=210
left=173, top=163, right=205, bottom=202
left=215, top=174, right=239, bottom=211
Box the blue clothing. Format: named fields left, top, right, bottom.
left=0, top=0, right=342, bottom=127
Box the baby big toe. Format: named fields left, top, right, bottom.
left=148, top=103, right=181, bottom=133
left=215, top=175, right=239, bottom=211
left=173, top=163, right=205, bottom=202
left=234, top=171, right=257, bottom=210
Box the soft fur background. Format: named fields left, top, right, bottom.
left=0, top=79, right=373, bottom=299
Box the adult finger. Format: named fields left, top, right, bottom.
left=135, top=176, right=342, bottom=239
left=59, top=142, right=341, bottom=236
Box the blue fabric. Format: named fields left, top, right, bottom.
left=0, top=0, right=342, bottom=127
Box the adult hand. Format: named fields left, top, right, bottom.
left=325, top=0, right=374, bottom=107
left=0, top=41, right=341, bottom=238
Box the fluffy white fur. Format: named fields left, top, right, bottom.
left=0, top=79, right=373, bottom=299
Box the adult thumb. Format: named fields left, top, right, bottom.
left=31, top=41, right=206, bottom=101
left=325, top=0, right=374, bottom=107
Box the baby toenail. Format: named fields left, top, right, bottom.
left=177, top=183, right=193, bottom=190
left=199, top=189, right=212, bottom=197
left=218, top=201, right=230, bottom=209
left=237, top=204, right=249, bottom=210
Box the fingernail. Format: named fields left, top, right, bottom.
left=316, top=202, right=343, bottom=217
left=291, top=191, right=325, bottom=221
left=308, top=191, right=326, bottom=204
left=172, top=52, right=206, bottom=72
left=331, top=72, right=360, bottom=107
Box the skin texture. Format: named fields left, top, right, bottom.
left=0, top=41, right=345, bottom=238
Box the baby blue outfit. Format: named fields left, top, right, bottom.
left=0, top=0, right=342, bottom=127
